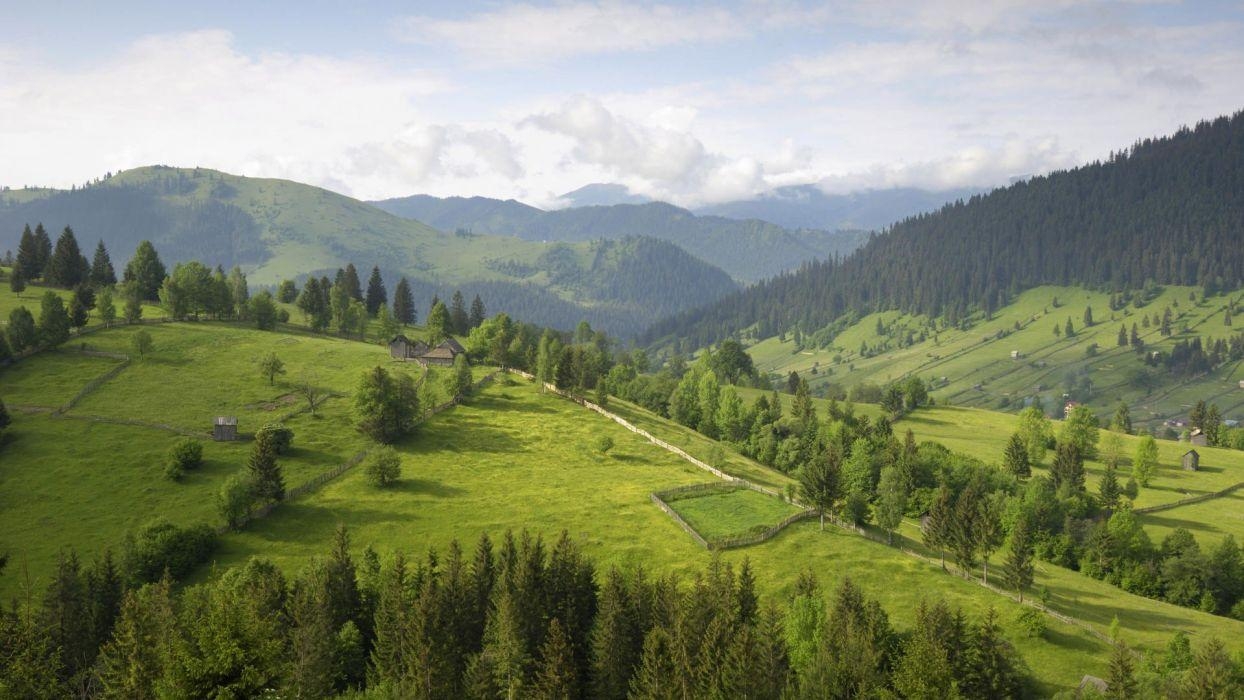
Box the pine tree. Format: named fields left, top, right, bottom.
left=95, top=576, right=175, bottom=699
left=530, top=618, right=576, bottom=700
left=1181, top=638, right=1240, bottom=698
left=41, top=550, right=92, bottom=686
left=122, top=241, right=166, bottom=300
left=1051, top=442, right=1085, bottom=492
left=628, top=627, right=679, bottom=700
left=89, top=241, right=117, bottom=288
left=8, top=264, right=25, bottom=294
left=286, top=566, right=337, bottom=699
left=1117, top=324, right=1127, bottom=346
left=1112, top=401, right=1132, bottom=434
left=7, top=306, right=38, bottom=352
left=47, top=226, right=88, bottom=288
left=14, top=223, right=39, bottom=280
left=343, top=263, right=363, bottom=301
left=1083, top=305, right=1094, bottom=326
left=450, top=290, right=469, bottom=336
left=470, top=294, right=486, bottom=329
left=925, top=484, right=954, bottom=570
left=875, top=463, right=908, bottom=544
left=247, top=430, right=285, bottom=502
left=32, top=223, right=52, bottom=278
left=1106, top=638, right=1138, bottom=700
left=392, top=277, right=415, bottom=325
left=1003, top=518, right=1035, bottom=602
left=38, top=291, right=71, bottom=347
left=962, top=608, right=1022, bottom=698
left=1003, top=432, right=1031, bottom=477
left=799, top=448, right=842, bottom=531
left=364, top=266, right=387, bottom=316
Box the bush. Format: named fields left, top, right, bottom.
left=1017, top=606, right=1047, bottom=638
left=217, top=471, right=257, bottom=530
left=364, top=446, right=402, bottom=488
left=169, top=438, right=203, bottom=472
left=594, top=435, right=614, bottom=454
left=121, top=520, right=217, bottom=586
left=255, top=424, right=294, bottom=454
left=163, top=460, right=184, bottom=481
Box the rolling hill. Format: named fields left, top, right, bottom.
left=0, top=166, right=737, bottom=336
left=695, top=184, right=982, bottom=232
left=371, top=194, right=871, bottom=283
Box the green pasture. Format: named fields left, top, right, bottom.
left=665, top=487, right=803, bottom=541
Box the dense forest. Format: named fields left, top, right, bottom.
left=643, top=111, right=1244, bottom=349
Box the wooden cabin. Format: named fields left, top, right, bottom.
left=1189, top=428, right=1209, bottom=447
left=213, top=416, right=238, bottom=441
left=1182, top=450, right=1200, bottom=472
left=389, top=335, right=429, bottom=361
left=419, top=338, right=466, bottom=367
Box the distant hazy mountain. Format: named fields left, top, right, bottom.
left=556, top=183, right=651, bottom=208
left=696, top=185, right=983, bottom=232
left=0, top=166, right=738, bottom=336
left=371, top=195, right=869, bottom=283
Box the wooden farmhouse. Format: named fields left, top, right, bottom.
left=1183, top=450, right=1200, bottom=471
left=388, top=335, right=466, bottom=367
left=419, top=338, right=466, bottom=367
left=213, top=416, right=238, bottom=441
left=389, top=335, right=429, bottom=361
left=1189, top=428, right=1209, bottom=447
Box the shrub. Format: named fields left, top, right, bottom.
left=364, top=446, right=402, bottom=488
left=169, top=438, right=203, bottom=473
left=163, top=461, right=184, bottom=481
left=255, top=424, right=294, bottom=454
left=1017, top=606, right=1047, bottom=638
left=594, top=435, right=614, bottom=454
left=121, top=520, right=217, bottom=586
left=217, top=471, right=257, bottom=530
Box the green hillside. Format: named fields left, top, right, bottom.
left=0, top=167, right=737, bottom=335
left=4, top=307, right=1244, bottom=694
left=372, top=195, right=871, bottom=283
left=743, top=285, right=1244, bottom=433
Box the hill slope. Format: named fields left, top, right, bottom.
left=695, top=184, right=982, bottom=231
left=371, top=195, right=870, bottom=283
left=0, top=166, right=736, bottom=335
left=646, top=110, right=1244, bottom=348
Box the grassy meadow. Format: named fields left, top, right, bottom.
left=665, top=487, right=804, bottom=541
left=746, top=285, right=1244, bottom=432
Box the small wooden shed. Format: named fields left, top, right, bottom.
left=389, top=335, right=429, bottom=361
left=419, top=338, right=466, bottom=367
left=213, top=416, right=238, bottom=442
left=1182, top=450, right=1200, bottom=472
left=1189, top=428, right=1208, bottom=447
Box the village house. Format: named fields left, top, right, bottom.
left=419, top=338, right=466, bottom=367
left=388, top=334, right=429, bottom=361
left=1189, top=428, right=1209, bottom=447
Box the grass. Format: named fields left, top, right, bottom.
left=746, top=285, right=1244, bottom=434
left=1138, top=490, right=1244, bottom=550
left=665, top=487, right=803, bottom=541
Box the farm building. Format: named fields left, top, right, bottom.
left=419, top=338, right=466, bottom=367
left=1239, top=379, right=1244, bottom=389
left=1182, top=450, right=1200, bottom=471
left=213, top=416, right=238, bottom=441
left=389, top=335, right=429, bottom=361
left=1189, top=429, right=1208, bottom=447
left=1010, top=350, right=1022, bottom=359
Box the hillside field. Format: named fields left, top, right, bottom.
left=4, top=317, right=1244, bottom=693
left=746, top=285, right=1244, bottom=432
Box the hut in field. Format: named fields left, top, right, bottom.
left=1189, top=428, right=1208, bottom=447
left=389, top=335, right=429, bottom=361
left=213, top=416, right=238, bottom=441
left=1182, top=450, right=1200, bottom=472
left=419, top=338, right=466, bottom=367
left=1010, top=350, right=1022, bottom=359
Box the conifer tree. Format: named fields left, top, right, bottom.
left=1003, top=432, right=1031, bottom=477
left=799, top=448, right=842, bottom=531
left=1106, top=638, right=1137, bottom=700
left=122, top=241, right=166, bottom=300
left=14, top=223, right=38, bottom=280
left=89, top=241, right=117, bottom=288
left=7, top=306, right=37, bottom=353
left=47, top=226, right=88, bottom=288
left=8, top=264, right=25, bottom=294
left=95, top=576, right=175, bottom=698
left=875, top=463, right=908, bottom=544
left=530, top=618, right=576, bottom=700
left=924, top=484, right=954, bottom=570
left=32, top=223, right=52, bottom=278
left=1133, top=434, right=1159, bottom=487
left=364, top=266, right=386, bottom=316
left=450, top=290, right=469, bottom=336
left=628, top=627, right=679, bottom=699
left=1050, top=442, right=1085, bottom=493
left=1117, top=324, right=1127, bottom=346
left=247, top=430, right=285, bottom=502
left=343, top=263, right=363, bottom=302
left=1112, top=401, right=1132, bottom=434
left=392, top=277, right=415, bottom=325
left=1004, top=518, right=1035, bottom=601
left=470, top=294, right=486, bottom=329
left=38, top=291, right=71, bottom=347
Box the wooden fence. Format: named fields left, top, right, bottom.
left=649, top=493, right=709, bottom=549
left=1134, top=481, right=1244, bottom=514
left=53, top=356, right=132, bottom=415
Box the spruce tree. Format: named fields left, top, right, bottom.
left=450, top=291, right=469, bottom=335
left=7, top=265, right=24, bottom=294
left=122, top=241, right=166, bottom=300
left=1106, top=638, right=1137, bottom=700
left=1117, top=324, right=1127, bottom=346
left=530, top=618, right=576, bottom=699
left=392, top=277, right=415, bottom=325
left=14, top=223, right=38, bottom=280
left=1004, top=518, right=1035, bottom=601
left=343, top=263, right=363, bottom=301
left=89, top=241, right=117, bottom=287
left=470, top=294, right=486, bottom=328
left=7, top=306, right=38, bottom=352
left=364, top=266, right=386, bottom=316
left=798, top=448, right=842, bottom=531
left=1003, top=432, right=1031, bottom=477
left=247, top=430, right=285, bottom=502
left=32, top=223, right=52, bottom=278
left=1100, top=465, right=1122, bottom=510
left=46, top=226, right=88, bottom=288
left=924, top=485, right=955, bottom=570
left=37, top=291, right=71, bottom=347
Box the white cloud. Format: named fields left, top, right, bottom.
left=396, top=2, right=745, bottom=65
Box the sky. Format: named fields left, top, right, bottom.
left=1, top=1, right=1242, bottom=208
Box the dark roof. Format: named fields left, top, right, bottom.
left=438, top=337, right=466, bottom=353
left=389, top=334, right=412, bottom=344
left=422, top=347, right=457, bottom=360
left=214, top=416, right=238, bottom=426
left=1184, top=449, right=1199, bottom=457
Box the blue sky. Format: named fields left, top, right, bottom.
left=2, top=1, right=1242, bottom=207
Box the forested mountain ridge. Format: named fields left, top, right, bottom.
left=645, top=110, right=1244, bottom=349
left=371, top=195, right=870, bottom=283
left=0, top=166, right=737, bottom=335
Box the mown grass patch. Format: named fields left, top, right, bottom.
left=663, top=486, right=804, bottom=542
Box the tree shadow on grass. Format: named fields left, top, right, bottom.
left=401, top=421, right=525, bottom=455
left=393, top=478, right=466, bottom=498
left=1138, top=513, right=1224, bottom=537
left=897, top=413, right=954, bottom=426
left=1037, top=625, right=1102, bottom=655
